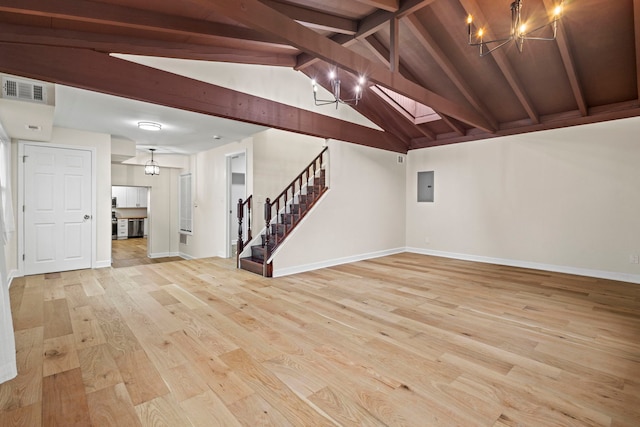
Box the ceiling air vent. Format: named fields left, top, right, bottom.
left=2, top=76, right=47, bottom=104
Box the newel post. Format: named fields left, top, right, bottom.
left=237, top=198, right=244, bottom=254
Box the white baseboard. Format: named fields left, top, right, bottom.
left=149, top=252, right=181, bottom=259
left=406, top=247, right=640, bottom=285
left=179, top=252, right=195, bottom=260
left=94, top=260, right=111, bottom=269
left=0, top=362, right=17, bottom=385
left=273, top=247, right=406, bottom=278
left=7, top=270, right=20, bottom=288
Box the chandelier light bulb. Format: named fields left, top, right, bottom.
left=329, top=70, right=336, bottom=80
left=519, top=24, right=527, bottom=35
left=554, top=4, right=563, bottom=16
left=467, top=15, right=473, bottom=24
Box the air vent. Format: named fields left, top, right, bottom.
left=397, top=155, right=405, bottom=164
left=2, top=76, right=47, bottom=104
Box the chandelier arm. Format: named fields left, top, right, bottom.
left=479, top=38, right=515, bottom=57
left=468, top=36, right=512, bottom=47
left=521, top=21, right=558, bottom=41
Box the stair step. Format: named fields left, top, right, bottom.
left=281, top=213, right=299, bottom=224
left=298, top=194, right=313, bottom=204
left=290, top=204, right=306, bottom=214
left=260, top=234, right=276, bottom=247
left=251, top=245, right=267, bottom=261
left=239, top=257, right=264, bottom=275
left=271, top=223, right=286, bottom=235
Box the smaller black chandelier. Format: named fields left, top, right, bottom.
left=467, top=0, right=564, bottom=57
left=312, top=70, right=366, bottom=109
left=144, top=148, right=160, bottom=176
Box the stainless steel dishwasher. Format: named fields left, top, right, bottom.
left=127, top=218, right=144, bottom=238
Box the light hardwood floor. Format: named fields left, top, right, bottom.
left=1, top=253, right=639, bottom=426
left=111, top=238, right=183, bottom=268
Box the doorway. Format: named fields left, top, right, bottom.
left=227, top=152, right=246, bottom=258
left=20, top=143, right=94, bottom=275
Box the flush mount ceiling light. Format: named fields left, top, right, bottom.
left=138, top=121, right=162, bottom=131
left=144, top=148, right=160, bottom=176
left=467, top=0, right=564, bottom=57
left=312, top=70, right=366, bottom=109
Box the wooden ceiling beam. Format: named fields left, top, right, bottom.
left=0, top=23, right=297, bottom=66
left=351, top=0, right=399, bottom=13
left=541, top=0, right=587, bottom=116
left=295, top=0, right=437, bottom=70
left=459, top=0, right=540, bottom=125
left=261, top=0, right=357, bottom=35
left=191, top=0, right=494, bottom=132
left=0, top=0, right=287, bottom=48
left=405, top=15, right=498, bottom=130
left=389, top=17, right=400, bottom=72
left=410, top=101, right=640, bottom=150
left=361, top=35, right=458, bottom=138
left=0, top=43, right=409, bottom=153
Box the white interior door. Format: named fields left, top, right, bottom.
left=227, top=153, right=246, bottom=257
left=24, top=145, right=92, bottom=275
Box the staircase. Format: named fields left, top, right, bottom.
left=237, top=147, right=328, bottom=277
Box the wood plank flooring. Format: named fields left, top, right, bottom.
left=111, top=238, right=183, bottom=268
left=1, top=253, right=639, bottom=426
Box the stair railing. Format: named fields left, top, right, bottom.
left=263, top=146, right=328, bottom=253
left=236, top=195, right=252, bottom=264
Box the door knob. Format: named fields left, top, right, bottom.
left=84, top=214, right=91, bottom=221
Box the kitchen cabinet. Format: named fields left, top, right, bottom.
left=126, top=187, right=147, bottom=208
left=117, top=219, right=128, bottom=239
left=143, top=218, right=148, bottom=237
left=112, top=186, right=127, bottom=208
left=112, top=186, right=147, bottom=208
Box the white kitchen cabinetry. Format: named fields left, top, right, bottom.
left=125, top=187, right=147, bottom=208
left=112, top=186, right=127, bottom=208
left=113, top=186, right=147, bottom=208
left=117, top=219, right=128, bottom=239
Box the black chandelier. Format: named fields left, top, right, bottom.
left=467, top=0, right=564, bottom=57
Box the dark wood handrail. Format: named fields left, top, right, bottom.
left=264, top=146, right=328, bottom=254
left=271, top=146, right=328, bottom=204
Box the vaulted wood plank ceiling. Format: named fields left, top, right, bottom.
left=0, top=0, right=637, bottom=154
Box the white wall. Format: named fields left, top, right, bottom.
left=406, top=118, right=640, bottom=283
left=179, top=138, right=254, bottom=259
left=111, top=164, right=180, bottom=258
left=272, top=139, right=407, bottom=276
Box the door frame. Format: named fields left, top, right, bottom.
left=225, top=150, right=247, bottom=259
left=17, top=141, right=97, bottom=276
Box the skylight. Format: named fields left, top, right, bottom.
left=371, top=85, right=440, bottom=124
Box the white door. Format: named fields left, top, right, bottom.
left=227, top=153, right=246, bottom=257
left=24, top=145, right=92, bottom=275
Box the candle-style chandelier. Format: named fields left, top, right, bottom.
left=467, top=0, right=564, bottom=57
left=312, top=70, right=366, bottom=109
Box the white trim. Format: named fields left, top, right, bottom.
left=225, top=150, right=247, bottom=259
left=0, top=362, right=17, bottom=384
left=149, top=252, right=182, bottom=259
left=273, top=247, right=405, bottom=277
left=179, top=252, right=195, bottom=260
left=17, top=141, right=97, bottom=276
left=8, top=270, right=20, bottom=287
left=406, top=247, right=640, bottom=285
left=94, top=260, right=111, bottom=269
